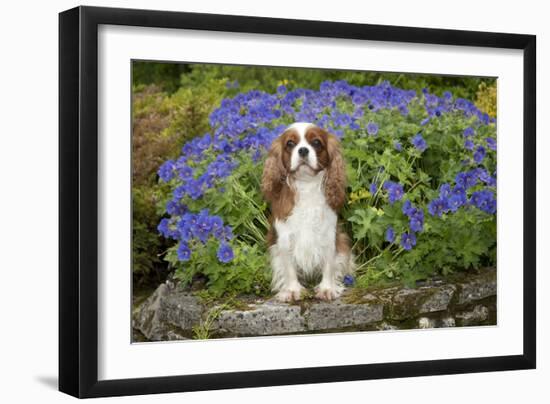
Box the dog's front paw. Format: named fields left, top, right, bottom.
left=315, top=285, right=343, bottom=301
left=276, top=285, right=304, bottom=303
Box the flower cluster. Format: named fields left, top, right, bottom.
left=423, top=88, right=494, bottom=125
left=403, top=200, right=425, bottom=233
left=427, top=168, right=496, bottom=218
left=157, top=78, right=496, bottom=288
left=470, top=189, right=497, bottom=214
left=385, top=200, right=424, bottom=250
left=158, top=209, right=233, bottom=263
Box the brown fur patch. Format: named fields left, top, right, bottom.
left=323, top=133, right=347, bottom=211
left=305, top=126, right=330, bottom=170
left=266, top=224, right=277, bottom=247
left=261, top=130, right=298, bottom=247
left=336, top=228, right=351, bottom=254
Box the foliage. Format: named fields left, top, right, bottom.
left=157, top=80, right=497, bottom=296
left=133, top=62, right=493, bottom=100
left=191, top=303, right=231, bottom=340
left=131, top=80, right=227, bottom=283
left=132, top=86, right=172, bottom=283
left=475, top=81, right=497, bottom=118
left=132, top=61, right=190, bottom=93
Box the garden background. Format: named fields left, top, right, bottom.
left=132, top=61, right=497, bottom=304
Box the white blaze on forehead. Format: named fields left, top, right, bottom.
left=287, top=122, right=318, bottom=172
left=288, top=122, right=313, bottom=136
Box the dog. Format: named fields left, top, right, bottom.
left=261, top=122, right=354, bottom=302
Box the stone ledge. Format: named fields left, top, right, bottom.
left=133, top=267, right=496, bottom=341
left=456, top=270, right=497, bottom=305
left=213, top=302, right=306, bottom=336
left=307, top=298, right=384, bottom=330
left=389, top=284, right=456, bottom=320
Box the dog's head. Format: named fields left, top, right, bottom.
left=261, top=122, right=347, bottom=210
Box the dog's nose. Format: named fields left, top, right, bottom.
left=298, top=147, right=309, bottom=158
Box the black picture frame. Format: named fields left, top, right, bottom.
left=59, top=5, right=536, bottom=398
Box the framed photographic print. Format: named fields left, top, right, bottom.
left=59, top=5, right=536, bottom=398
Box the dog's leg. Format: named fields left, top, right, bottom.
left=315, top=230, right=354, bottom=301
left=270, top=245, right=304, bottom=303
left=315, top=254, right=344, bottom=301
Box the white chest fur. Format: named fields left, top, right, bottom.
left=274, top=170, right=337, bottom=275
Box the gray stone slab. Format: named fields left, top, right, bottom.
left=456, top=305, right=489, bottom=326
left=457, top=269, right=497, bottom=305
left=133, top=283, right=202, bottom=341
left=214, top=302, right=306, bottom=336
left=306, top=298, right=383, bottom=330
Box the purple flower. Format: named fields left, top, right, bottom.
left=197, top=133, right=212, bottom=150
left=158, top=160, right=175, bottom=182
left=439, top=183, right=451, bottom=198
left=411, top=133, right=427, bottom=152
left=343, top=274, right=355, bottom=286
left=177, top=243, right=191, bottom=261
left=455, top=170, right=478, bottom=189
left=420, top=117, right=430, bottom=126
left=394, top=141, right=402, bottom=151
left=385, top=226, right=395, bottom=243
left=177, top=165, right=194, bottom=180
left=474, top=146, right=486, bottom=163
left=486, top=137, right=497, bottom=151
left=470, top=190, right=497, bottom=214
left=184, top=178, right=204, bottom=200
left=463, top=127, right=475, bottom=137
left=478, top=168, right=497, bottom=187
left=217, top=243, right=234, bottom=263
left=400, top=232, right=417, bottom=251
left=448, top=187, right=467, bottom=212
left=177, top=213, right=197, bottom=241
left=464, top=139, right=474, bottom=150
left=158, top=218, right=176, bottom=239
left=215, top=139, right=233, bottom=154
left=402, top=201, right=424, bottom=232
left=177, top=222, right=193, bottom=242
left=409, top=209, right=424, bottom=232
left=194, top=210, right=214, bottom=243
left=166, top=199, right=187, bottom=216
left=369, top=183, right=377, bottom=194
left=428, top=197, right=449, bottom=217
left=383, top=181, right=404, bottom=204
left=402, top=200, right=414, bottom=216
left=209, top=216, right=224, bottom=238
left=367, top=122, right=379, bottom=136
left=225, top=226, right=234, bottom=240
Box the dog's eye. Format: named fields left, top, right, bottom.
left=286, top=140, right=296, bottom=148
left=311, top=139, right=322, bottom=149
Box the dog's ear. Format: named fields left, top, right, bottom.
left=261, top=136, right=287, bottom=203
left=324, top=133, right=347, bottom=211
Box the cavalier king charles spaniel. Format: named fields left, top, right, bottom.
left=261, top=122, right=354, bottom=302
